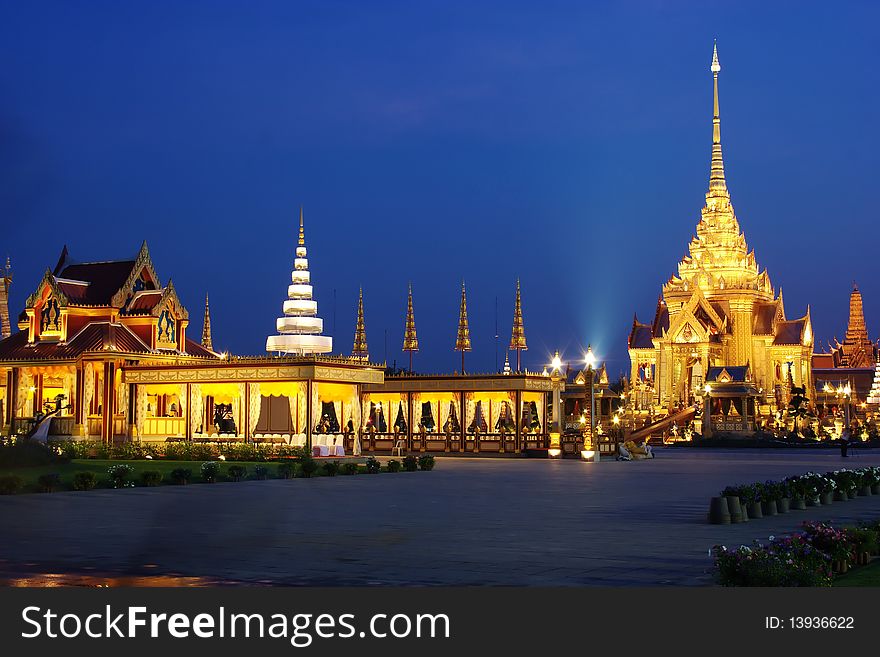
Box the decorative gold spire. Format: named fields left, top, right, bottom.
left=352, top=287, right=369, bottom=359
left=708, top=41, right=728, bottom=198
left=402, top=283, right=418, bottom=371
left=508, top=278, right=527, bottom=370
left=298, top=205, right=305, bottom=247
left=201, top=293, right=213, bottom=351
left=0, top=256, right=11, bottom=340
left=455, top=281, right=471, bottom=372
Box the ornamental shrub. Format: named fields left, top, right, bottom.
left=141, top=471, right=163, bottom=487
left=300, top=457, right=318, bottom=478
left=341, top=462, right=359, bottom=476
left=387, top=459, right=402, bottom=473
left=106, top=464, right=134, bottom=489
left=37, top=472, right=62, bottom=493
left=170, top=468, right=192, bottom=485
left=0, top=440, right=66, bottom=468
left=254, top=465, right=270, bottom=480
left=403, top=455, right=419, bottom=472
left=164, top=443, right=217, bottom=461
left=201, top=461, right=221, bottom=483
left=277, top=463, right=294, bottom=479
left=418, top=455, right=436, bottom=471
left=226, top=465, right=247, bottom=481
left=72, top=471, right=97, bottom=491
left=365, top=457, right=381, bottom=474
left=0, top=475, right=23, bottom=495
left=322, top=461, right=340, bottom=477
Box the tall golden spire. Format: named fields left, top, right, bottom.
left=0, top=257, right=11, bottom=340
left=402, top=283, right=419, bottom=372
left=708, top=41, right=728, bottom=198
left=455, top=281, right=471, bottom=373
left=298, top=205, right=305, bottom=246
left=352, top=287, right=368, bottom=359
left=508, top=278, right=527, bottom=370
left=201, top=292, right=213, bottom=351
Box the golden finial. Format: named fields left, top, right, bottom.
left=298, top=206, right=305, bottom=247
left=201, top=292, right=214, bottom=351
left=402, top=283, right=419, bottom=372
left=708, top=41, right=727, bottom=197
left=455, top=281, right=471, bottom=373
left=352, top=287, right=368, bottom=359
left=509, top=278, right=527, bottom=370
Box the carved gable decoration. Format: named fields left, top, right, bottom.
left=110, top=242, right=161, bottom=308
left=26, top=269, right=69, bottom=310
left=153, top=282, right=187, bottom=350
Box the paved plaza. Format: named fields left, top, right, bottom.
left=2, top=449, right=880, bottom=586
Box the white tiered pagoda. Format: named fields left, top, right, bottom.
left=266, top=208, right=333, bottom=355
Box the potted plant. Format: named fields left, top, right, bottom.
left=740, top=484, right=762, bottom=519
left=759, top=481, right=779, bottom=516
left=785, top=475, right=808, bottom=510
left=817, top=474, right=836, bottom=505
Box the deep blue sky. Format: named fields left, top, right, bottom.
left=2, top=1, right=879, bottom=376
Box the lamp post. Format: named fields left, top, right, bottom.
left=583, top=345, right=599, bottom=462
left=548, top=350, right=564, bottom=457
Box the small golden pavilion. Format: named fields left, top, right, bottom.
left=627, top=45, right=813, bottom=422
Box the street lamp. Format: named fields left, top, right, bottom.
left=582, top=345, right=599, bottom=462
left=547, top=351, right=565, bottom=457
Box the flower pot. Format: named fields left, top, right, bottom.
left=806, top=496, right=821, bottom=507
left=832, top=560, right=849, bottom=574
left=790, top=497, right=807, bottom=511
left=708, top=496, right=731, bottom=524
left=746, top=502, right=763, bottom=519
left=777, top=497, right=790, bottom=514
left=859, top=552, right=870, bottom=566
left=725, top=496, right=744, bottom=523
left=857, top=486, right=871, bottom=497
left=834, top=490, right=848, bottom=502
left=820, top=492, right=834, bottom=506
left=872, top=484, right=880, bottom=495
left=761, top=499, right=778, bottom=516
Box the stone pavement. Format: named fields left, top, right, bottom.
left=1, top=448, right=880, bottom=586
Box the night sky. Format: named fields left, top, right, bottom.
left=1, top=1, right=878, bottom=377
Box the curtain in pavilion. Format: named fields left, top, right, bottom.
left=82, top=364, right=94, bottom=420
left=311, top=383, right=320, bottom=432
left=190, top=383, right=203, bottom=434
left=249, top=383, right=261, bottom=436
left=136, top=384, right=147, bottom=439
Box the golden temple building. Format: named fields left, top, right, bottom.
left=628, top=45, right=813, bottom=423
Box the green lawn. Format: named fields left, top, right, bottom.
left=0, top=459, right=337, bottom=493
left=834, top=559, right=880, bottom=587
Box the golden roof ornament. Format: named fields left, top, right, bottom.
left=509, top=278, right=527, bottom=370
left=352, top=287, right=369, bottom=359
left=402, top=283, right=418, bottom=371
left=708, top=41, right=728, bottom=198
left=201, top=292, right=213, bottom=351
left=298, top=205, right=305, bottom=247
left=455, top=280, right=471, bottom=372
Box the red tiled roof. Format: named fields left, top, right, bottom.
left=55, top=260, right=138, bottom=306
left=652, top=305, right=669, bottom=338
left=811, top=353, right=835, bottom=369
left=773, top=319, right=806, bottom=345
left=0, top=323, right=152, bottom=362
left=183, top=338, right=218, bottom=358
left=628, top=323, right=654, bottom=350
left=122, top=290, right=163, bottom=315
left=753, top=301, right=777, bottom=335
